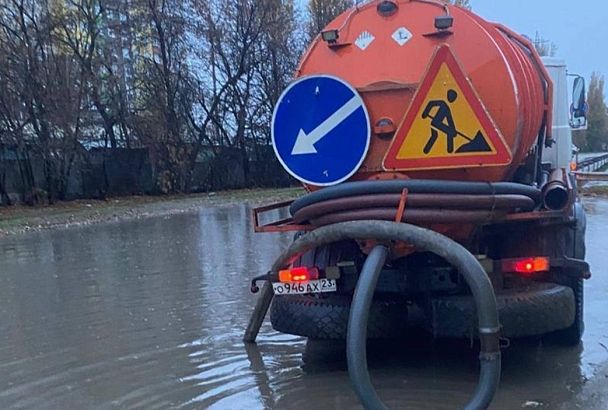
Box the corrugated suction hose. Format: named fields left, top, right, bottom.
left=245, top=220, right=502, bottom=409
left=343, top=222, right=501, bottom=410
left=290, top=180, right=541, bottom=227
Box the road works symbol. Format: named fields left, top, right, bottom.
left=421, top=89, right=492, bottom=155
left=384, top=45, right=512, bottom=171
left=272, top=75, right=370, bottom=186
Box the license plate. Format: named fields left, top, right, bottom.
left=272, top=279, right=337, bottom=295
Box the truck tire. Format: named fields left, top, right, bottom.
left=430, top=282, right=575, bottom=338
left=270, top=240, right=407, bottom=340
left=548, top=278, right=584, bottom=345
left=550, top=202, right=586, bottom=345
left=270, top=294, right=408, bottom=339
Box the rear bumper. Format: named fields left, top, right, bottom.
left=427, top=282, right=575, bottom=338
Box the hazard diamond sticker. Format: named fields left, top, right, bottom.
left=383, top=45, right=512, bottom=171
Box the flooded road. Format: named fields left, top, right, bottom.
left=0, top=199, right=607, bottom=409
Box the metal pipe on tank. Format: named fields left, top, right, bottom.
left=540, top=170, right=550, bottom=187
left=542, top=169, right=571, bottom=211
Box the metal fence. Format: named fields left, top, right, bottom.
left=576, top=153, right=608, bottom=172
left=0, top=146, right=293, bottom=205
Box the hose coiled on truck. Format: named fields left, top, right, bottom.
left=290, top=180, right=542, bottom=227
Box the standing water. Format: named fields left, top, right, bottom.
left=0, top=200, right=607, bottom=409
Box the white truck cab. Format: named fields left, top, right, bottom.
left=542, top=57, right=588, bottom=171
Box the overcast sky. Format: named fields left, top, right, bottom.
left=472, top=0, right=606, bottom=89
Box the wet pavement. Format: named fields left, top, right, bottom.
left=0, top=199, right=607, bottom=409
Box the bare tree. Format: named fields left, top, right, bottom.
left=54, top=0, right=134, bottom=149
left=445, top=0, right=472, bottom=10
left=251, top=0, right=303, bottom=144
left=0, top=0, right=88, bottom=203
left=533, top=31, right=557, bottom=57
left=306, top=0, right=353, bottom=40
left=0, top=0, right=308, bottom=201
left=188, top=0, right=300, bottom=187
left=128, top=0, right=192, bottom=192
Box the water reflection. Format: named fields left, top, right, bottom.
left=0, top=199, right=605, bottom=409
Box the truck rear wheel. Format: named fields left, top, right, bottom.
left=549, top=202, right=586, bottom=345
left=429, top=281, right=575, bottom=338
left=270, top=239, right=407, bottom=339
left=548, top=277, right=584, bottom=345
left=270, top=294, right=408, bottom=339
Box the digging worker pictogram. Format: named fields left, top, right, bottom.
left=421, top=89, right=492, bottom=155
left=422, top=89, right=459, bottom=154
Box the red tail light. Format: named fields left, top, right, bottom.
left=278, top=267, right=320, bottom=283
left=502, top=257, right=550, bottom=276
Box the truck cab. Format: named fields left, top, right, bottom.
left=542, top=57, right=587, bottom=171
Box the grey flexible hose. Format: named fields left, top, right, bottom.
left=290, top=180, right=542, bottom=214
left=347, top=245, right=390, bottom=410
left=244, top=220, right=501, bottom=409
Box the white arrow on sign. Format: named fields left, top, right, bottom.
left=291, top=96, right=363, bottom=155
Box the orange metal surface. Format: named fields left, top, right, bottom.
left=296, top=0, right=552, bottom=190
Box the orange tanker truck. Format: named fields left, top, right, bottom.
left=245, top=1, right=590, bottom=408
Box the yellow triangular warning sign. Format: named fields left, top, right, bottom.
left=384, top=45, right=512, bottom=171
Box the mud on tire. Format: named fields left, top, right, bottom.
left=270, top=294, right=408, bottom=339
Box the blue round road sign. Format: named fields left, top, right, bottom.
left=272, top=75, right=371, bottom=186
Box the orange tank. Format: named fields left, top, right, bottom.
left=294, top=0, right=552, bottom=190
